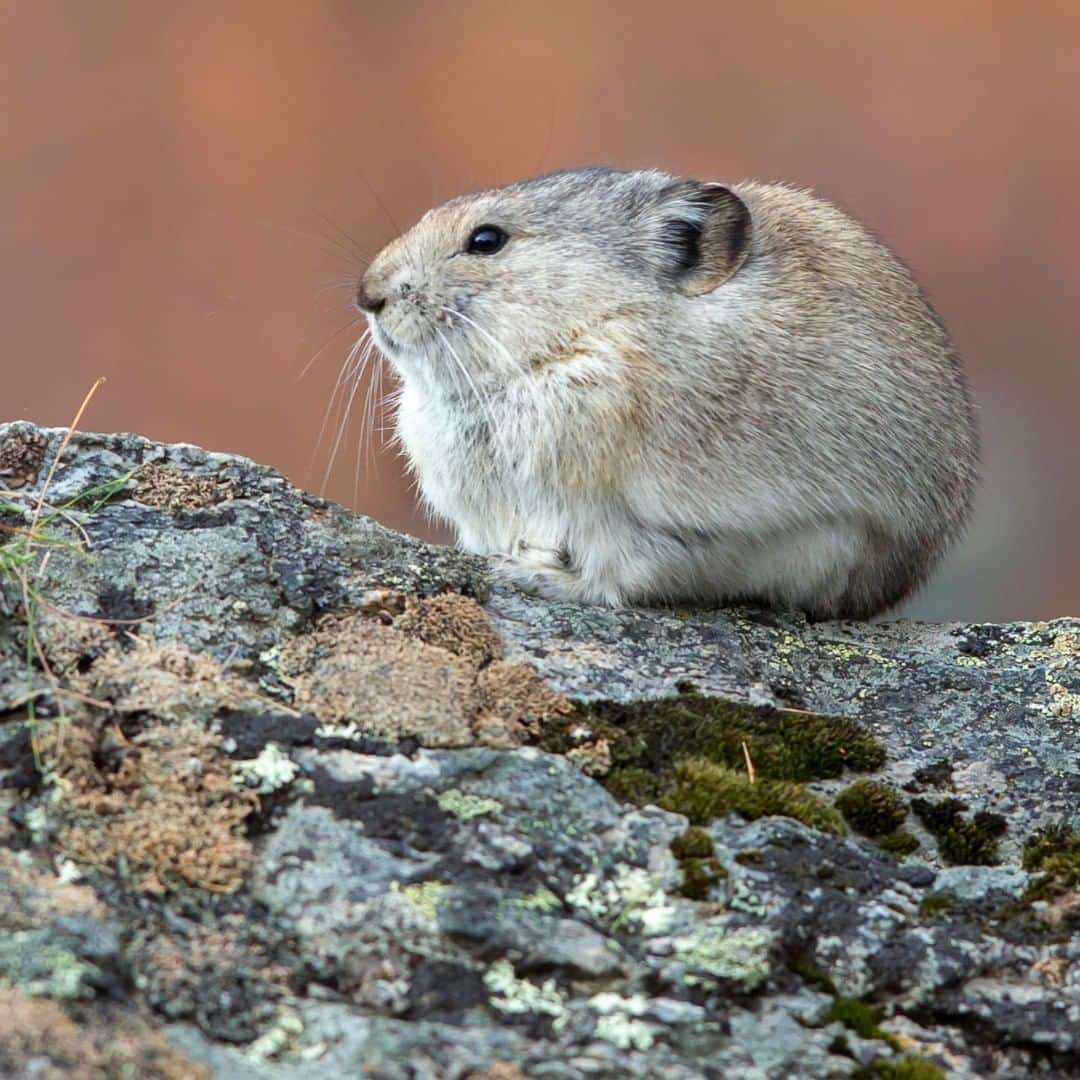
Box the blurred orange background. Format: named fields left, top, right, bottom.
left=3, top=1, right=1078, bottom=621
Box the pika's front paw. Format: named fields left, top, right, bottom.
left=493, top=538, right=579, bottom=601
left=512, top=537, right=571, bottom=571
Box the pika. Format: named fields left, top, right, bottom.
left=357, top=167, right=978, bottom=619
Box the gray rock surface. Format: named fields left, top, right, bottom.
left=0, top=422, right=1077, bottom=1079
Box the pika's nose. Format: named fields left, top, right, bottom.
left=356, top=282, right=386, bottom=315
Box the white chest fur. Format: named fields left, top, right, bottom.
left=395, top=380, right=520, bottom=554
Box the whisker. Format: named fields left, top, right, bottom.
left=296, top=315, right=363, bottom=382
left=314, top=278, right=360, bottom=297
left=255, top=218, right=365, bottom=272
left=356, top=339, right=387, bottom=503
left=323, top=336, right=374, bottom=492
left=433, top=327, right=506, bottom=466
left=313, top=209, right=373, bottom=263
left=356, top=173, right=401, bottom=236
left=441, top=306, right=519, bottom=376
left=308, top=329, right=370, bottom=483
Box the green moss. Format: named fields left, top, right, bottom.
left=670, top=825, right=714, bottom=860
left=826, top=997, right=890, bottom=1041
left=789, top=955, right=836, bottom=994
left=1022, top=824, right=1080, bottom=903
left=677, top=856, right=729, bottom=900
left=670, top=826, right=727, bottom=900
left=856, top=1056, right=946, bottom=1080
left=555, top=693, right=883, bottom=835
left=911, top=760, right=953, bottom=789
left=662, top=758, right=846, bottom=835
left=878, top=830, right=920, bottom=856
left=918, top=894, right=955, bottom=918
left=604, top=766, right=660, bottom=803
left=734, top=848, right=765, bottom=865
left=835, top=781, right=908, bottom=837
left=548, top=692, right=885, bottom=783
left=911, top=798, right=1005, bottom=866
left=829, top=1033, right=851, bottom=1056
left=826, top=997, right=901, bottom=1051
left=909, top=796, right=966, bottom=832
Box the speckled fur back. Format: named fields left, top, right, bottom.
left=357, top=167, right=979, bottom=618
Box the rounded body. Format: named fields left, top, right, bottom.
left=358, top=168, right=979, bottom=619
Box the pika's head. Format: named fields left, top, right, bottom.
left=357, top=167, right=752, bottom=387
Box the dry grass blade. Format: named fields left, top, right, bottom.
left=29, top=376, right=106, bottom=536
left=741, top=739, right=757, bottom=785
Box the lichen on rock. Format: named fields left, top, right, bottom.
left=0, top=423, right=1077, bottom=1080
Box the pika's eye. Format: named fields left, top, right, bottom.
left=465, top=225, right=508, bottom=255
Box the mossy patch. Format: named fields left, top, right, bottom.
left=660, top=758, right=846, bottom=834
left=0, top=424, right=48, bottom=489
left=131, top=460, right=238, bottom=512
left=909, top=759, right=953, bottom=791
left=835, top=780, right=908, bottom=837
left=558, top=693, right=885, bottom=782
left=394, top=591, right=503, bottom=667
left=911, top=798, right=1005, bottom=866
left=46, top=714, right=258, bottom=894
left=545, top=693, right=882, bottom=834
left=278, top=603, right=571, bottom=750
left=670, top=826, right=728, bottom=900
left=918, top=894, right=955, bottom=919
left=826, top=997, right=901, bottom=1050
left=855, top=1057, right=945, bottom=1080
left=734, top=847, right=765, bottom=865
left=877, top=830, right=920, bottom=856
left=788, top=955, right=836, bottom=994
left=1022, top=824, right=1080, bottom=905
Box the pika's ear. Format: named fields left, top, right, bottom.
left=653, top=182, right=752, bottom=296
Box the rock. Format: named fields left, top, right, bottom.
left=0, top=421, right=1077, bottom=1079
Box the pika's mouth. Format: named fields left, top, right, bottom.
left=368, top=317, right=402, bottom=357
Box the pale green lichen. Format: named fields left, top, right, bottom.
left=566, top=864, right=676, bottom=935
left=0, top=930, right=100, bottom=1000
left=770, top=627, right=803, bottom=668
left=24, top=803, right=52, bottom=845
left=672, top=924, right=773, bottom=989
left=484, top=958, right=565, bottom=1017
left=594, top=1013, right=656, bottom=1051
left=390, top=879, right=448, bottom=921
left=1044, top=682, right=1080, bottom=719
left=587, top=993, right=660, bottom=1045
left=504, top=886, right=562, bottom=911
left=727, top=876, right=771, bottom=917
left=589, top=991, right=650, bottom=1015
left=314, top=720, right=366, bottom=740
left=820, top=641, right=899, bottom=668
left=588, top=993, right=659, bottom=1049
left=954, top=655, right=986, bottom=667
left=243, top=1008, right=304, bottom=1064
left=231, top=743, right=298, bottom=794
left=436, top=788, right=503, bottom=820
